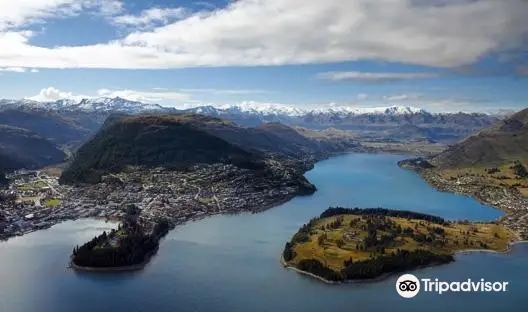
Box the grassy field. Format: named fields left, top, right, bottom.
left=44, top=198, right=62, bottom=207
left=439, top=163, right=528, bottom=198
left=17, top=181, right=47, bottom=191
left=18, top=196, right=39, bottom=203
left=288, top=215, right=512, bottom=272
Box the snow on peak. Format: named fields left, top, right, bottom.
left=201, top=102, right=427, bottom=117
left=3, top=96, right=429, bottom=117
left=217, top=101, right=306, bottom=117
left=1, top=97, right=165, bottom=113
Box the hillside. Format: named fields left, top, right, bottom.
left=0, top=125, right=66, bottom=170
left=206, top=121, right=357, bottom=158
left=283, top=208, right=512, bottom=282
left=0, top=107, right=93, bottom=147
left=60, top=115, right=266, bottom=184
left=432, top=108, right=528, bottom=168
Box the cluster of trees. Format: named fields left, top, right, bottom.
left=486, top=167, right=501, bottom=174
left=511, top=161, right=528, bottom=178
left=398, top=158, right=435, bottom=170
left=72, top=232, right=158, bottom=268
left=293, top=249, right=454, bottom=282
left=325, top=216, right=344, bottom=230
left=320, top=207, right=447, bottom=225
left=296, top=259, right=343, bottom=282
left=283, top=242, right=296, bottom=262
left=341, top=249, right=453, bottom=280
left=71, top=219, right=171, bottom=268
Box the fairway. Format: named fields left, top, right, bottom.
left=287, top=213, right=513, bottom=273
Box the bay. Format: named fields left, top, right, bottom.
left=1, top=154, right=526, bottom=312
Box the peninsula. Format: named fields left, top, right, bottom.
left=282, top=208, right=513, bottom=283
left=70, top=205, right=171, bottom=271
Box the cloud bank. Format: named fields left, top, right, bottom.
left=1, top=0, right=527, bottom=69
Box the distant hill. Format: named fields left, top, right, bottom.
left=431, top=108, right=528, bottom=168
left=0, top=107, right=93, bottom=147
left=202, top=121, right=357, bottom=158
left=0, top=125, right=66, bottom=170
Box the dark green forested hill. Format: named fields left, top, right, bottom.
left=0, top=125, right=66, bottom=170
left=59, top=115, right=266, bottom=184
left=432, top=108, right=528, bottom=168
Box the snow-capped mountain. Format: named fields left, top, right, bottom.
left=181, top=103, right=498, bottom=137
left=72, top=97, right=166, bottom=113
left=0, top=96, right=481, bottom=119
left=0, top=97, right=168, bottom=114
left=0, top=97, right=501, bottom=143
left=183, top=102, right=427, bottom=118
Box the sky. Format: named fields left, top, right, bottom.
left=0, top=0, right=527, bottom=113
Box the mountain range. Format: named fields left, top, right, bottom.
left=1, top=97, right=500, bottom=142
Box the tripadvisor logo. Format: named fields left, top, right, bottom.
left=396, top=274, right=509, bottom=298
left=396, top=274, right=420, bottom=298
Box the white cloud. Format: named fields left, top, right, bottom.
left=113, top=7, right=186, bottom=28
left=0, top=0, right=123, bottom=31
left=0, top=67, right=27, bottom=73
left=1, top=0, right=527, bottom=69
left=319, top=71, right=440, bottom=82
left=0, top=67, right=40, bottom=73
left=26, top=86, right=191, bottom=104
left=27, top=86, right=88, bottom=101
left=92, top=0, right=123, bottom=16
left=382, top=93, right=424, bottom=101
left=97, top=88, right=191, bottom=102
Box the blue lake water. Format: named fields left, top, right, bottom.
left=1, top=153, right=527, bottom=312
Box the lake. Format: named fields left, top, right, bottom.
left=1, top=153, right=526, bottom=312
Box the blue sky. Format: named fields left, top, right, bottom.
left=0, top=0, right=526, bottom=113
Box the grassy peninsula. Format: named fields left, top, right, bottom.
left=282, top=208, right=513, bottom=282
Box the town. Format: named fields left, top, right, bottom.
left=0, top=162, right=313, bottom=240
left=399, top=161, right=528, bottom=240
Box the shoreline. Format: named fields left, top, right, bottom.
left=0, top=186, right=309, bottom=243
left=69, top=258, right=148, bottom=272
left=65, top=193, right=304, bottom=273
left=398, top=162, right=528, bottom=240
left=280, top=241, right=528, bottom=285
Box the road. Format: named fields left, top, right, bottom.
left=211, top=186, right=221, bottom=212
left=36, top=171, right=62, bottom=196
